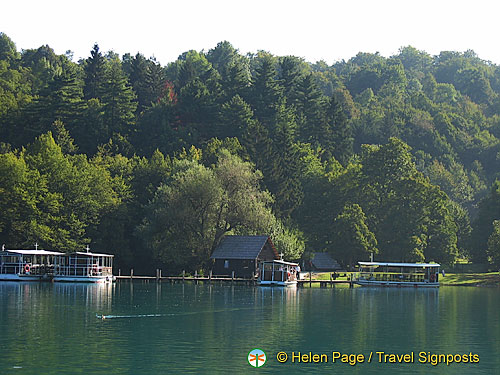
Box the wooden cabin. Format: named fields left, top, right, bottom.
left=210, top=236, right=279, bottom=278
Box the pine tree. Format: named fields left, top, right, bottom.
left=219, top=95, right=254, bottom=139
left=101, top=57, right=137, bottom=136
left=128, top=53, right=150, bottom=114
left=83, top=44, right=106, bottom=100
left=295, top=73, right=327, bottom=148
left=327, top=94, right=352, bottom=164
left=221, top=62, right=249, bottom=102
left=178, top=59, right=196, bottom=89
left=241, top=118, right=273, bottom=184
left=248, top=54, right=283, bottom=129
left=279, top=56, right=305, bottom=107
left=267, top=103, right=303, bottom=218
left=144, top=58, right=166, bottom=105
left=27, top=61, right=83, bottom=136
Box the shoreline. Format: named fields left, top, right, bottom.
left=310, top=271, right=500, bottom=288
left=440, top=272, right=500, bottom=287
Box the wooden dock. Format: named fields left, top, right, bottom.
left=115, top=269, right=257, bottom=285
left=115, top=269, right=355, bottom=287
left=297, top=279, right=354, bottom=287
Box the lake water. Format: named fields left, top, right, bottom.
left=0, top=282, right=499, bottom=374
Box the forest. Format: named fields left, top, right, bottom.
left=1, top=32, right=500, bottom=273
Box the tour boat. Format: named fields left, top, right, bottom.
left=258, top=259, right=299, bottom=287
left=0, top=247, right=65, bottom=281
left=353, top=262, right=441, bottom=287
left=52, top=248, right=115, bottom=283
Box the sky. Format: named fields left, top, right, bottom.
left=2, top=0, right=500, bottom=65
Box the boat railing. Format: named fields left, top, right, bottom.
left=54, top=265, right=113, bottom=277
left=89, top=266, right=113, bottom=277
left=0, top=262, right=55, bottom=275
left=260, top=263, right=298, bottom=283
left=355, top=271, right=431, bottom=283
left=0, top=262, right=22, bottom=275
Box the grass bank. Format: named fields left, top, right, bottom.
left=440, top=272, right=500, bottom=287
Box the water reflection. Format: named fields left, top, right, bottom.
left=0, top=282, right=499, bottom=374
left=53, top=282, right=114, bottom=310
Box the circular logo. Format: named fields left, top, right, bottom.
left=248, top=348, right=267, bottom=368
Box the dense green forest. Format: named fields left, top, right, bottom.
left=1, top=32, right=500, bottom=272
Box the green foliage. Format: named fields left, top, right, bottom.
left=266, top=104, right=303, bottom=217
left=318, top=138, right=459, bottom=265
left=138, top=150, right=303, bottom=271
left=249, top=53, right=283, bottom=128
left=4, top=35, right=500, bottom=270
left=101, top=57, right=137, bottom=135
left=470, top=181, right=500, bottom=262
left=83, top=44, right=106, bottom=101
left=267, top=218, right=305, bottom=261
left=0, top=132, right=124, bottom=251
left=487, top=220, right=500, bottom=267
left=331, top=204, right=378, bottom=267
left=0, top=33, right=19, bottom=63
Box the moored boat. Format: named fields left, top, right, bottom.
left=53, top=248, right=115, bottom=283
left=353, top=262, right=441, bottom=287
left=0, top=247, right=64, bottom=281
left=258, top=259, right=299, bottom=287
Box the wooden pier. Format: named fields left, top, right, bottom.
left=115, top=269, right=355, bottom=287
left=297, top=279, right=354, bottom=288
left=115, top=269, right=257, bottom=285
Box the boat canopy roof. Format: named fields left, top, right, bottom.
left=260, top=259, right=299, bottom=266
left=72, top=251, right=114, bottom=258
left=4, top=249, right=65, bottom=256
left=358, top=261, right=440, bottom=268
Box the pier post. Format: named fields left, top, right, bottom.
left=182, top=270, right=185, bottom=283
left=130, top=268, right=134, bottom=279
left=195, top=270, right=198, bottom=284
left=309, top=271, right=312, bottom=287
left=118, top=269, right=121, bottom=277
left=159, top=269, right=162, bottom=280
left=209, top=270, right=212, bottom=284
left=231, top=271, right=234, bottom=284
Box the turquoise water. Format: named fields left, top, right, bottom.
left=0, top=282, right=499, bottom=374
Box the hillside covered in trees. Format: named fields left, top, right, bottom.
left=1, top=32, right=500, bottom=272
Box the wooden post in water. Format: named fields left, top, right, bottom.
left=231, top=271, right=235, bottom=284
left=195, top=270, right=198, bottom=284
left=130, top=269, right=134, bottom=279
left=309, top=271, right=312, bottom=287
left=182, top=270, right=185, bottom=283
left=159, top=269, right=162, bottom=280
left=209, top=270, right=212, bottom=284
left=118, top=269, right=121, bottom=277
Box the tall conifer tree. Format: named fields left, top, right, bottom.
left=83, top=44, right=106, bottom=100
left=101, top=57, right=137, bottom=136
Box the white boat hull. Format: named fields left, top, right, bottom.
left=52, top=276, right=115, bottom=283
left=0, top=274, right=44, bottom=281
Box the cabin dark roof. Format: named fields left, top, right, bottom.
left=311, top=252, right=341, bottom=270
left=210, top=235, right=278, bottom=260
